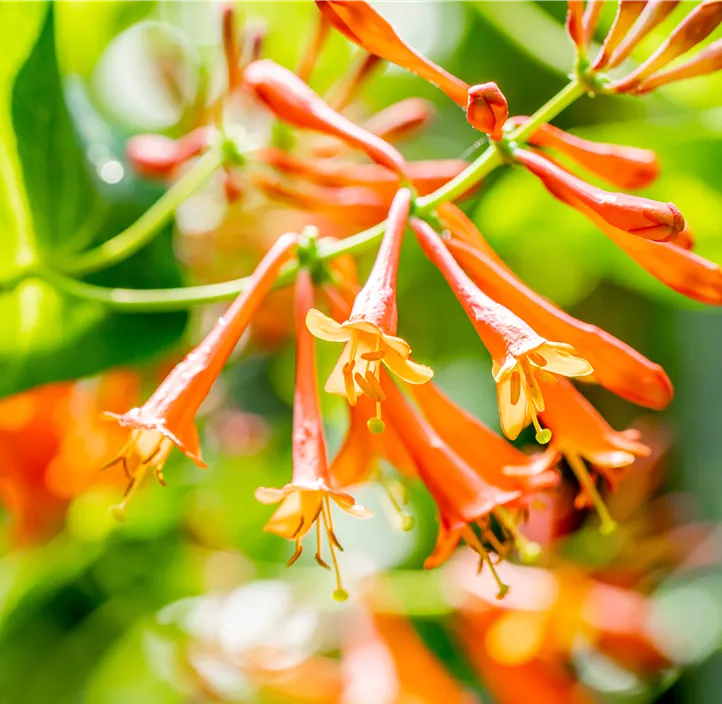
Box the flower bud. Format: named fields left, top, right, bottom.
left=466, top=83, right=508, bottom=140
left=126, top=128, right=209, bottom=179
left=566, top=1, right=585, bottom=50
left=614, top=0, right=722, bottom=92
left=592, top=1, right=648, bottom=70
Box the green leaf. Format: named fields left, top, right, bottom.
left=0, top=5, right=186, bottom=397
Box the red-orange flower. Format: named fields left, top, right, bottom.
left=633, top=37, right=722, bottom=93
left=127, top=128, right=211, bottom=179
left=466, top=82, right=508, bottom=140
left=508, top=117, right=660, bottom=190
left=256, top=270, right=372, bottom=601
left=539, top=376, right=650, bottom=533
left=243, top=59, right=409, bottom=179
left=614, top=0, right=722, bottom=92
left=342, top=610, right=472, bottom=704
left=592, top=0, right=648, bottom=70
left=104, top=233, right=299, bottom=519
left=439, top=204, right=673, bottom=410
left=517, top=148, right=685, bottom=242
left=582, top=0, right=605, bottom=47
left=315, top=0, right=470, bottom=107
left=606, top=1, right=682, bottom=69
left=412, top=216, right=592, bottom=443
left=382, top=378, right=521, bottom=592
left=307, top=189, right=433, bottom=430
left=578, top=197, right=722, bottom=304
left=565, top=1, right=585, bottom=50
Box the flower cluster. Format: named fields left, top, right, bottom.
left=103, top=0, right=722, bottom=600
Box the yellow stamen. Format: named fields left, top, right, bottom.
left=343, top=359, right=358, bottom=405
left=463, top=526, right=509, bottom=599
left=354, top=371, right=383, bottom=401
left=287, top=540, right=304, bottom=566
left=364, top=370, right=386, bottom=402
left=380, top=476, right=415, bottom=532
left=110, top=464, right=148, bottom=522
left=322, top=496, right=348, bottom=601
left=494, top=507, right=542, bottom=564
left=566, top=452, right=618, bottom=535
left=520, top=375, right=552, bottom=445
left=315, top=509, right=330, bottom=569
left=510, top=370, right=521, bottom=406
left=529, top=351, right=547, bottom=367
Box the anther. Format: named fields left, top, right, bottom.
left=495, top=507, right=542, bottom=564
left=361, top=350, right=386, bottom=362
left=529, top=351, right=547, bottom=367
left=510, top=370, right=521, bottom=406
left=287, top=543, right=304, bottom=566
left=354, top=372, right=383, bottom=401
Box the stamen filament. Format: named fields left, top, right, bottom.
left=566, top=452, right=618, bottom=535
left=494, top=507, right=542, bottom=564
left=322, top=497, right=348, bottom=602
left=522, top=378, right=552, bottom=445
left=462, top=526, right=509, bottom=599
left=110, top=464, right=149, bottom=522
left=315, top=511, right=330, bottom=569
left=380, top=476, right=415, bottom=531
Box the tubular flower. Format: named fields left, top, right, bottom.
left=315, top=0, right=470, bottom=107
left=307, top=189, right=433, bottom=431
left=582, top=0, right=605, bottom=46
left=613, top=0, right=722, bottom=92
left=412, top=216, right=592, bottom=443
left=259, top=148, right=469, bottom=202
left=539, top=377, right=650, bottom=534
left=297, top=11, right=331, bottom=82
left=126, top=128, right=211, bottom=179
left=243, top=59, right=409, bottom=179
left=255, top=270, right=372, bottom=602
left=439, top=207, right=673, bottom=410
left=508, top=117, right=659, bottom=190
left=382, top=379, right=521, bottom=594
left=328, top=52, right=383, bottom=111
left=411, top=382, right=560, bottom=490
left=577, top=197, right=722, bottom=304
left=466, top=83, right=509, bottom=140
left=565, top=1, right=585, bottom=51
left=606, top=1, right=682, bottom=69
left=516, top=148, right=685, bottom=242
left=104, top=234, right=299, bottom=520
left=633, top=37, right=722, bottom=93
left=592, top=1, right=648, bottom=70
left=342, top=610, right=471, bottom=704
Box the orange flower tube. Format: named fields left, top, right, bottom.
left=583, top=0, right=605, bottom=46
left=315, top=0, right=470, bottom=107
left=592, top=1, right=648, bottom=70
left=508, top=117, right=660, bottom=190
left=635, top=37, right=722, bottom=93
left=412, top=216, right=592, bottom=443
left=517, top=148, right=684, bottom=242
left=255, top=269, right=372, bottom=602
left=575, top=196, right=722, bottom=304
left=307, top=189, right=433, bottom=430
left=441, top=222, right=673, bottom=410
left=607, top=1, right=682, bottom=69
left=614, top=0, right=722, bottom=91
left=539, top=376, right=650, bottom=533
left=243, top=59, right=409, bottom=179
left=383, top=379, right=520, bottom=593
left=105, top=233, right=299, bottom=519
left=566, top=1, right=585, bottom=50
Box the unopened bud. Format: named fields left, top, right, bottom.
left=466, top=82, right=508, bottom=140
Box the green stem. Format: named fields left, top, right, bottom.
left=45, top=80, right=585, bottom=310
left=58, top=144, right=225, bottom=276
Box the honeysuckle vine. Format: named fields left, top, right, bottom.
left=30, top=0, right=722, bottom=599
left=42, top=78, right=586, bottom=311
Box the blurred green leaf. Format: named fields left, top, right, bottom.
left=0, top=6, right=186, bottom=397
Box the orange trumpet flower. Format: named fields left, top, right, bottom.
left=104, top=233, right=299, bottom=520
left=539, top=376, right=650, bottom=533
left=582, top=0, right=605, bottom=47
left=439, top=208, right=673, bottom=410
left=575, top=196, right=722, bottom=304
left=508, top=117, right=660, bottom=190
left=243, top=59, right=409, bottom=179
left=592, top=0, right=648, bottom=70
left=307, top=189, right=433, bottom=431
left=517, top=148, right=685, bottom=242
left=606, top=1, right=682, bottom=69
left=614, top=0, right=722, bottom=92
left=566, top=1, right=585, bottom=51
left=382, top=379, right=521, bottom=594
left=315, top=0, right=470, bottom=107
left=466, top=82, right=508, bottom=140
left=634, top=37, right=722, bottom=93
left=412, top=216, right=592, bottom=443
left=255, top=269, right=372, bottom=602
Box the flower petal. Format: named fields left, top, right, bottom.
left=306, top=308, right=351, bottom=341
left=383, top=348, right=434, bottom=384
left=496, top=374, right=530, bottom=441
left=537, top=343, right=593, bottom=377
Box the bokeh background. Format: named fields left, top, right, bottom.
left=1, top=1, right=722, bottom=702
